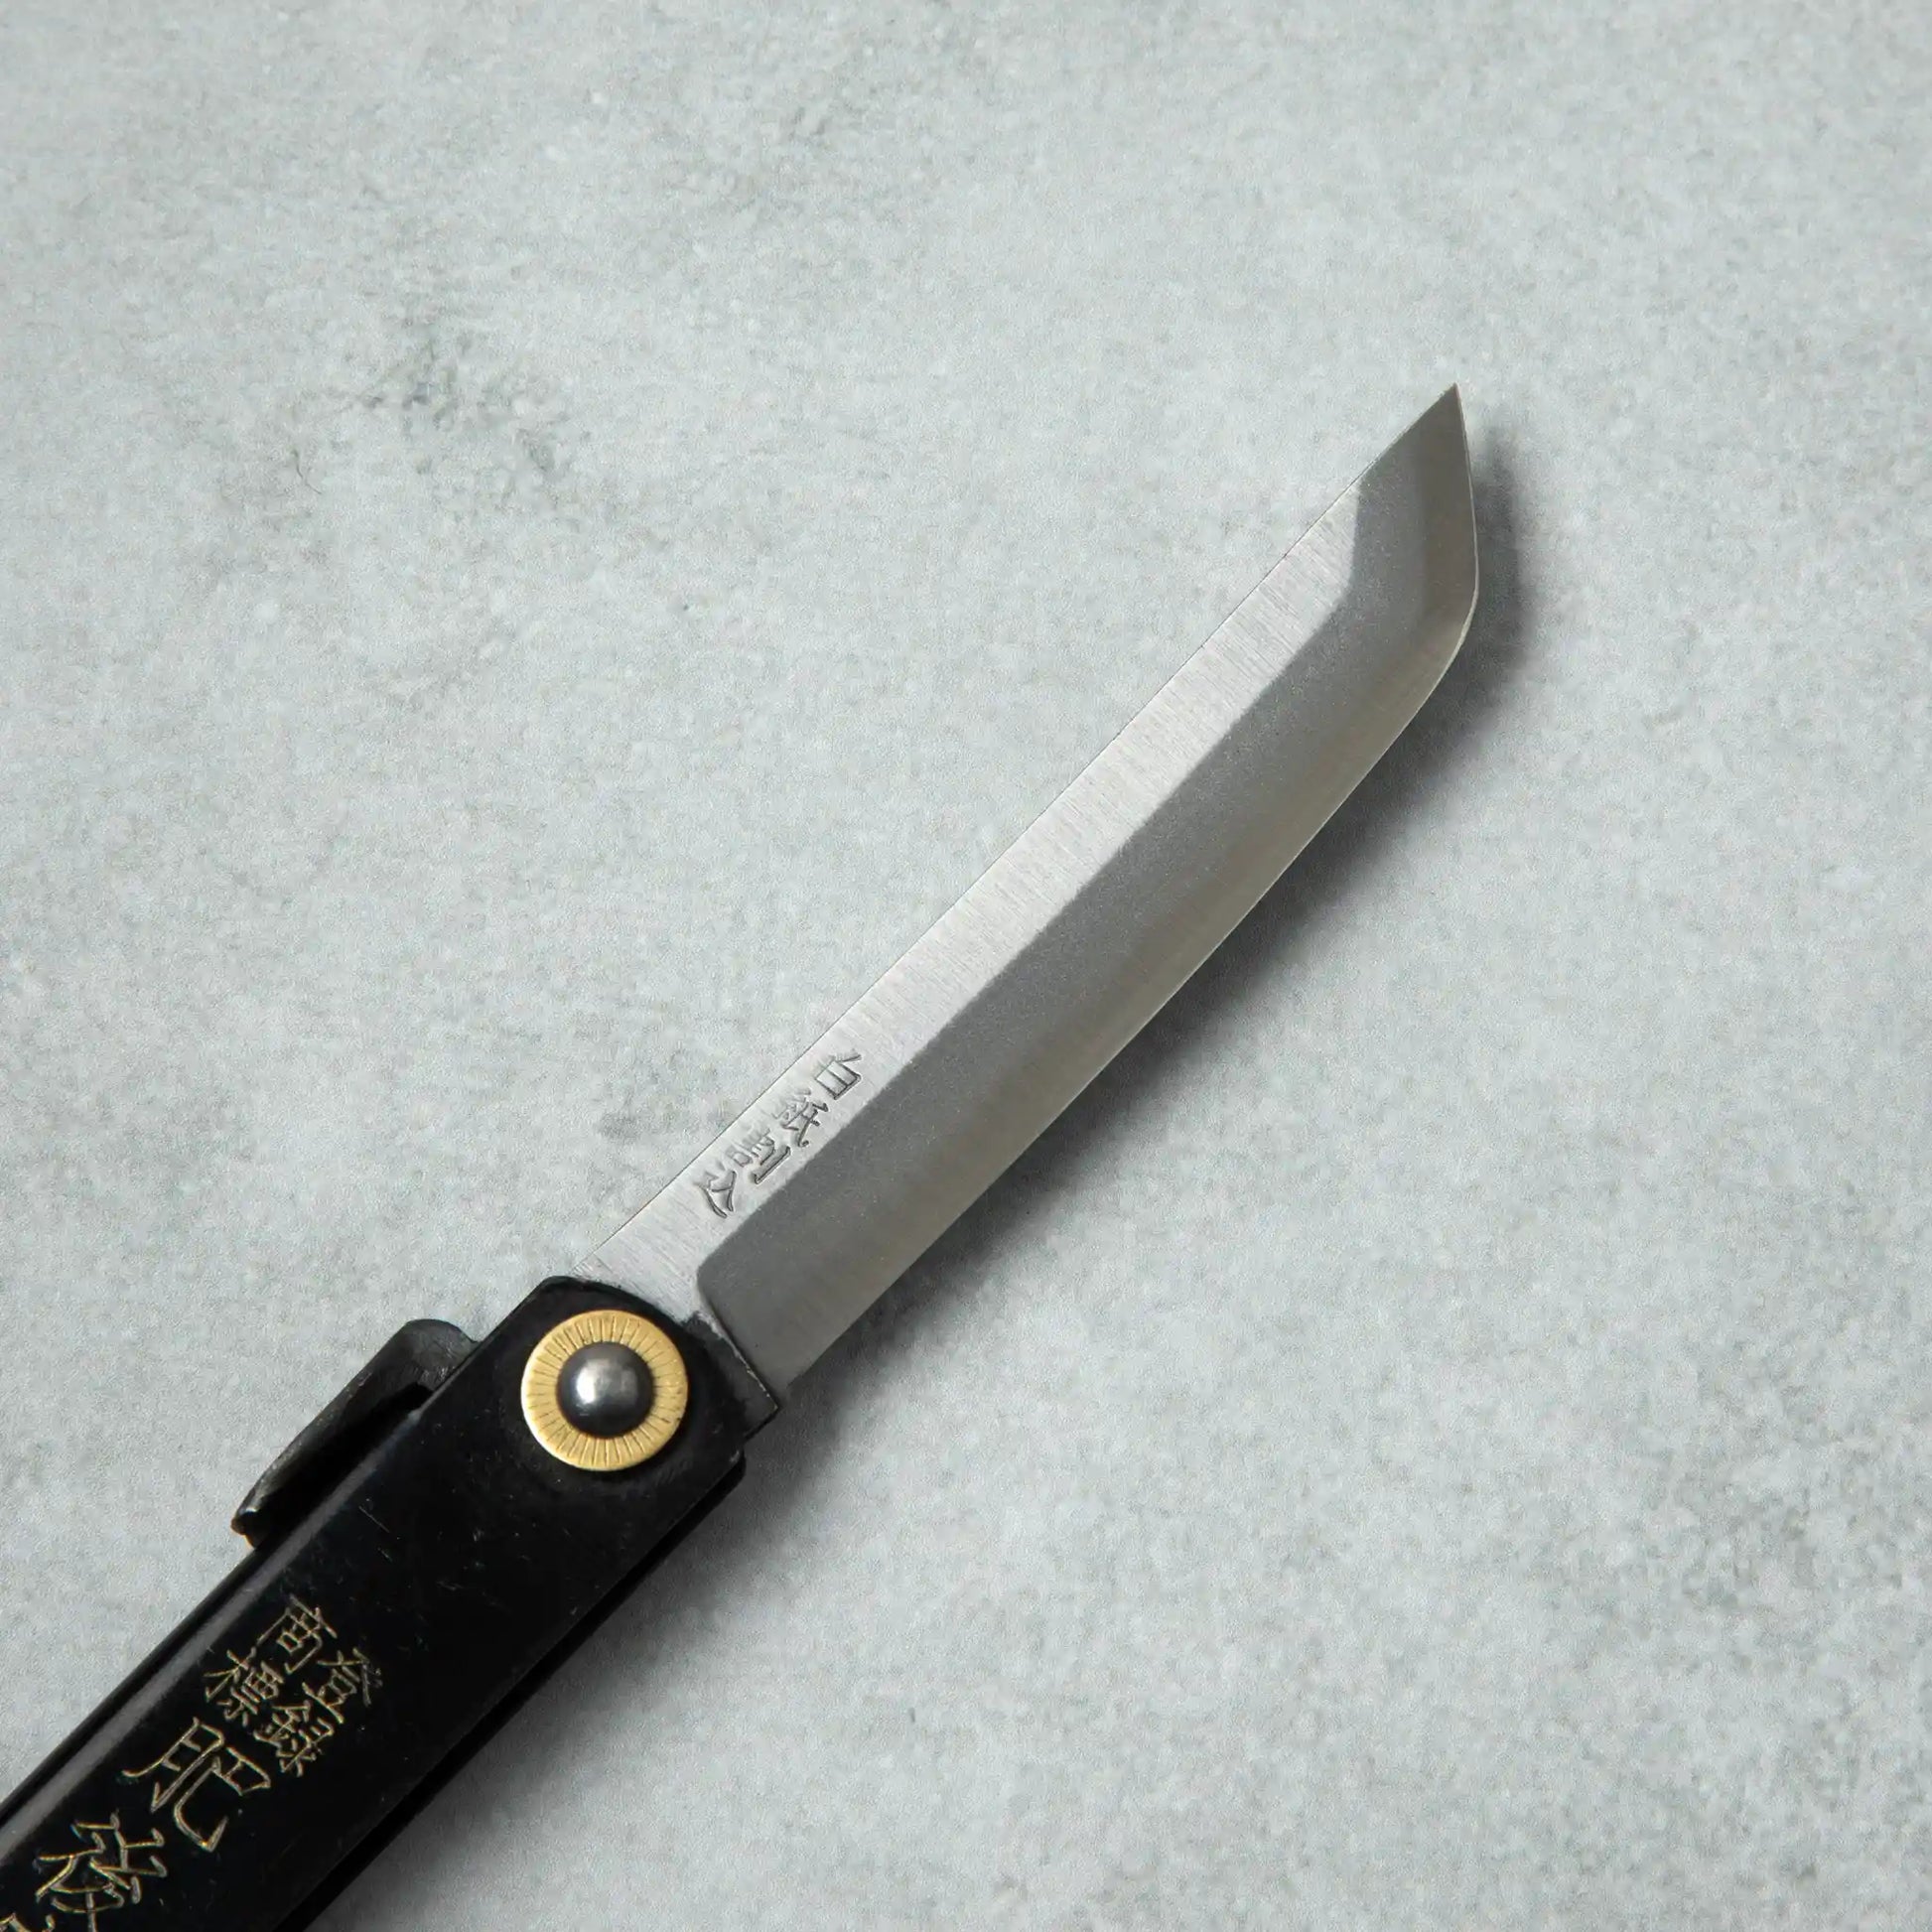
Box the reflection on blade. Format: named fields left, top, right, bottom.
left=586, top=389, right=1478, bottom=1400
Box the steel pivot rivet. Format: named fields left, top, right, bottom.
left=521, top=1309, right=689, bottom=1471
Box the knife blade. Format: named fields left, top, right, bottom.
left=588, top=383, right=1479, bottom=1402
left=0, top=387, right=1477, bottom=1930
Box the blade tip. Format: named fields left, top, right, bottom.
left=1377, top=383, right=1481, bottom=669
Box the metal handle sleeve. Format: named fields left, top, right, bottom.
left=0, top=1279, right=748, bottom=1932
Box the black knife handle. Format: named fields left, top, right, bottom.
left=0, top=1278, right=748, bottom=1932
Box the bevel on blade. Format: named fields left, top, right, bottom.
left=587, top=389, right=1478, bottom=1401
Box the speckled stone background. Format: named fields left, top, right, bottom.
left=2, top=3, right=1927, bottom=1926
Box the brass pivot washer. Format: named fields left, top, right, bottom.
left=520, top=1308, right=689, bottom=1472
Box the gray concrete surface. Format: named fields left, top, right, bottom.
left=2, top=2, right=1927, bottom=1925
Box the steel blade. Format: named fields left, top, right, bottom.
left=585, top=388, right=1478, bottom=1399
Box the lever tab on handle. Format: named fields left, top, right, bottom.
left=234, top=1317, right=477, bottom=1547
left=0, top=1280, right=748, bottom=1932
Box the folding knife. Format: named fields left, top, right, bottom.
left=0, top=389, right=1478, bottom=1930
